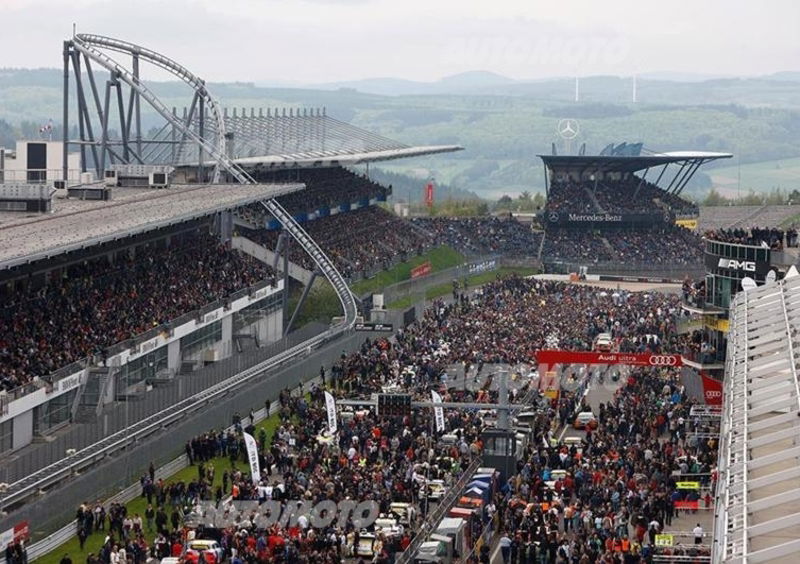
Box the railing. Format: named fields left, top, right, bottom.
left=681, top=348, right=725, bottom=365
left=0, top=169, right=85, bottom=186
left=395, top=457, right=482, bottom=564
left=544, top=259, right=704, bottom=276
left=0, top=317, right=345, bottom=513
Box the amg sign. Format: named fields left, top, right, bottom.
left=717, top=258, right=756, bottom=272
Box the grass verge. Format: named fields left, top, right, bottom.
left=349, top=246, right=465, bottom=296
left=387, top=266, right=539, bottom=310
left=37, top=413, right=286, bottom=564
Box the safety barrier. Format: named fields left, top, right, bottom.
left=8, top=392, right=293, bottom=563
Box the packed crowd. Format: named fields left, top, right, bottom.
left=249, top=168, right=390, bottom=217
left=703, top=227, right=798, bottom=249
left=243, top=208, right=543, bottom=280
left=542, top=226, right=704, bottom=267
left=545, top=178, right=698, bottom=216
left=496, top=367, right=716, bottom=563
left=604, top=227, right=704, bottom=265
left=545, top=182, right=597, bottom=214
left=411, top=217, right=542, bottom=257
left=542, top=230, right=615, bottom=263
left=244, top=206, right=433, bottom=279
left=63, top=276, right=700, bottom=564
left=0, top=228, right=273, bottom=392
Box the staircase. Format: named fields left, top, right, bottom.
left=73, top=367, right=112, bottom=422
left=537, top=230, right=546, bottom=261
left=600, top=237, right=619, bottom=259
left=582, top=185, right=605, bottom=212
left=729, top=203, right=768, bottom=230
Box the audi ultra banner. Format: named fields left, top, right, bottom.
left=535, top=350, right=682, bottom=371
left=545, top=210, right=672, bottom=227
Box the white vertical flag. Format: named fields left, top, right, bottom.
left=324, top=391, right=338, bottom=434
left=431, top=390, right=445, bottom=432
left=243, top=432, right=261, bottom=486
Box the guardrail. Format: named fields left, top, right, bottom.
left=0, top=321, right=347, bottom=514
left=10, top=395, right=288, bottom=563
left=395, top=457, right=482, bottom=564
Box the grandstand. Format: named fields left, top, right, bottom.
left=699, top=204, right=800, bottom=231
left=539, top=146, right=731, bottom=275
left=0, top=32, right=471, bottom=542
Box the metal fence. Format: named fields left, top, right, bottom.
left=0, top=328, right=369, bottom=542
left=5, top=380, right=314, bottom=563
left=544, top=260, right=704, bottom=281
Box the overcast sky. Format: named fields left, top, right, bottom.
left=2, top=0, right=798, bottom=83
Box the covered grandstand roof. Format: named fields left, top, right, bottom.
left=538, top=151, right=732, bottom=174
left=714, top=272, right=800, bottom=563
left=0, top=183, right=302, bottom=271
left=165, top=108, right=463, bottom=168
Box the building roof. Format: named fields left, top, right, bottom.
left=538, top=152, right=733, bottom=174
left=714, top=272, right=800, bottom=563
left=0, top=183, right=301, bottom=271
left=163, top=109, right=463, bottom=168
left=233, top=145, right=464, bottom=168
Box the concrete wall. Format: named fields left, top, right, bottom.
left=232, top=236, right=314, bottom=285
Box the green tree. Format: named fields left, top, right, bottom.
left=702, top=188, right=729, bottom=206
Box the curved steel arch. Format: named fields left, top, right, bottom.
left=71, top=34, right=234, bottom=183
left=67, top=34, right=356, bottom=326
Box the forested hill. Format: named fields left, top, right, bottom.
left=2, top=68, right=800, bottom=198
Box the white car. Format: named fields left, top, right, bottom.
left=185, top=539, right=224, bottom=563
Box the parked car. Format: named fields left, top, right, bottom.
left=573, top=411, right=598, bottom=430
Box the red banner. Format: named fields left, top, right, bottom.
left=535, top=350, right=682, bottom=370
left=410, top=261, right=432, bottom=279
left=701, top=374, right=723, bottom=406
left=0, top=521, right=29, bottom=547
left=674, top=501, right=699, bottom=510
left=425, top=182, right=434, bottom=207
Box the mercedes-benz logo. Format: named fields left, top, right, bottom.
left=548, top=211, right=560, bottom=223
left=557, top=118, right=579, bottom=140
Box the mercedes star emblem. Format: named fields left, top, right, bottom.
left=557, top=118, right=579, bottom=140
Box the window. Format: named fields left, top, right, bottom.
left=180, top=320, right=222, bottom=358
left=123, top=346, right=169, bottom=385
left=33, top=389, right=77, bottom=434
left=0, top=419, right=12, bottom=453
left=233, top=291, right=283, bottom=332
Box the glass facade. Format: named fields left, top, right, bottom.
left=704, top=240, right=771, bottom=309
left=233, top=291, right=283, bottom=333
left=123, top=346, right=169, bottom=385
left=0, top=419, right=12, bottom=453
left=33, top=389, right=77, bottom=434
left=180, top=320, right=222, bottom=358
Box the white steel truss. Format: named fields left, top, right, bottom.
left=713, top=274, right=800, bottom=563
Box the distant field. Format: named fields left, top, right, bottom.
left=709, top=157, right=800, bottom=194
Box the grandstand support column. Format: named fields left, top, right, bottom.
left=285, top=269, right=319, bottom=336
left=132, top=53, right=142, bottom=158
left=271, top=232, right=286, bottom=273
left=198, top=94, right=205, bottom=183
left=282, top=233, right=290, bottom=326
left=632, top=168, right=649, bottom=200
left=62, top=40, right=70, bottom=184
left=99, top=79, right=113, bottom=173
